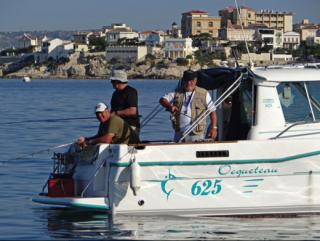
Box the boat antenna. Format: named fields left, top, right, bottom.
left=234, top=0, right=254, bottom=69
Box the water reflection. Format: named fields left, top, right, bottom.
left=35, top=207, right=320, bottom=240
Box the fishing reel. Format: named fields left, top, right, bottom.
left=169, top=114, right=177, bottom=125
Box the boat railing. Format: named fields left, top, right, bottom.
left=270, top=120, right=320, bottom=140
left=140, top=103, right=162, bottom=129
left=140, top=83, right=180, bottom=129
left=179, top=72, right=243, bottom=142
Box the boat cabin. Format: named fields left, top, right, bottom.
left=198, top=67, right=320, bottom=142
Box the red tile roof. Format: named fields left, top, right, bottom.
left=73, top=30, right=92, bottom=35
left=107, top=28, right=132, bottom=33
left=26, top=34, right=45, bottom=40
left=140, top=30, right=157, bottom=34
left=182, top=9, right=208, bottom=14
left=301, top=25, right=319, bottom=29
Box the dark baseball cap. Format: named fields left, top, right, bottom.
left=183, top=70, right=197, bottom=80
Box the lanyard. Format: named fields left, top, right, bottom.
left=183, top=89, right=194, bottom=114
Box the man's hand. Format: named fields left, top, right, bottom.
left=169, top=105, right=179, bottom=114
left=207, top=128, right=217, bottom=139
left=77, top=136, right=87, bottom=149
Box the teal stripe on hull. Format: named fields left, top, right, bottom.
left=34, top=198, right=109, bottom=210
left=69, top=202, right=109, bottom=210
left=110, top=150, right=320, bottom=167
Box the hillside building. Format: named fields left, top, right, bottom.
left=219, top=6, right=293, bottom=32
left=164, top=38, right=198, bottom=59
left=17, top=33, right=48, bottom=52
left=181, top=10, right=221, bottom=38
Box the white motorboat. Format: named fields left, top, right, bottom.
left=32, top=66, right=320, bottom=217
left=255, top=63, right=320, bottom=70
left=22, top=75, right=31, bottom=82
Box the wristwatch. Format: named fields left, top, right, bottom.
left=211, top=126, right=217, bottom=129
left=86, top=139, right=91, bottom=145
left=115, top=111, right=119, bottom=116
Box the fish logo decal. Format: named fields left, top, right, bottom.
left=152, top=169, right=186, bottom=200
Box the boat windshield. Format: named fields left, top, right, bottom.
left=276, top=81, right=320, bottom=123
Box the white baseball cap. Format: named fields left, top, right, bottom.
left=94, top=102, right=108, bottom=113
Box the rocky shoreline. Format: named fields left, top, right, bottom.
left=1, top=55, right=202, bottom=80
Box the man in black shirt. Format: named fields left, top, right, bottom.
left=110, top=70, right=140, bottom=136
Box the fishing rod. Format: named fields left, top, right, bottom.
left=0, top=117, right=96, bottom=125
left=0, top=142, right=75, bottom=165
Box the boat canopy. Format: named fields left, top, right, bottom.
left=177, top=67, right=242, bottom=91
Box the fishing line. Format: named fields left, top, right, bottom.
left=0, top=117, right=96, bottom=125
left=0, top=142, right=75, bottom=165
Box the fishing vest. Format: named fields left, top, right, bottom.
left=172, top=86, right=207, bottom=134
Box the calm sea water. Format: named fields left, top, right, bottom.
left=1, top=78, right=320, bottom=240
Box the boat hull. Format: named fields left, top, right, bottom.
left=33, top=139, right=320, bottom=216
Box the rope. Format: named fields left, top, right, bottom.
left=0, top=142, right=75, bottom=165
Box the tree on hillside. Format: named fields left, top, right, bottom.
left=89, top=37, right=109, bottom=52
left=189, top=33, right=212, bottom=47
left=194, top=50, right=213, bottom=68
left=117, top=37, right=127, bottom=45
left=237, top=42, right=254, bottom=54
left=117, top=37, right=139, bottom=46
left=0, top=46, right=33, bottom=56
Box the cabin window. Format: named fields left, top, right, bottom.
left=276, top=82, right=320, bottom=123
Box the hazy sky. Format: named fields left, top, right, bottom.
left=1, top=0, right=320, bottom=32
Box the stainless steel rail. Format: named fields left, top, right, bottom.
left=270, top=120, right=320, bottom=140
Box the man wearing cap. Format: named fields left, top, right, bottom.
left=77, top=102, right=140, bottom=148
left=110, top=70, right=140, bottom=136
left=159, top=69, right=217, bottom=142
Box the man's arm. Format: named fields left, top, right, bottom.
left=111, top=88, right=138, bottom=117
left=111, top=107, right=136, bottom=117
left=159, top=97, right=178, bottom=114
left=88, top=133, right=115, bottom=145
left=206, top=110, right=217, bottom=139
left=79, top=133, right=115, bottom=148
left=77, top=133, right=100, bottom=146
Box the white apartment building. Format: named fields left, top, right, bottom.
left=105, top=29, right=139, bottom=44
left=73, top=31, right=93, bottom=45
left=252, top=26, right=284, bottom=49
left=17, top=33, right=48, bottom=52
left=105, top=46, right=162, bottom=62
left=306, top=36, right=320, bottom=47
left=38, top=38, right=74, bottom=62
left=283, top=31, right=300, bottom=49
left=102, top=23, right=132, bottom=32
left=164, top=38, right=198, bottom=59
left=220, top=20, right=255, bottom=43
left=139, top=30, right=164, bottom=44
